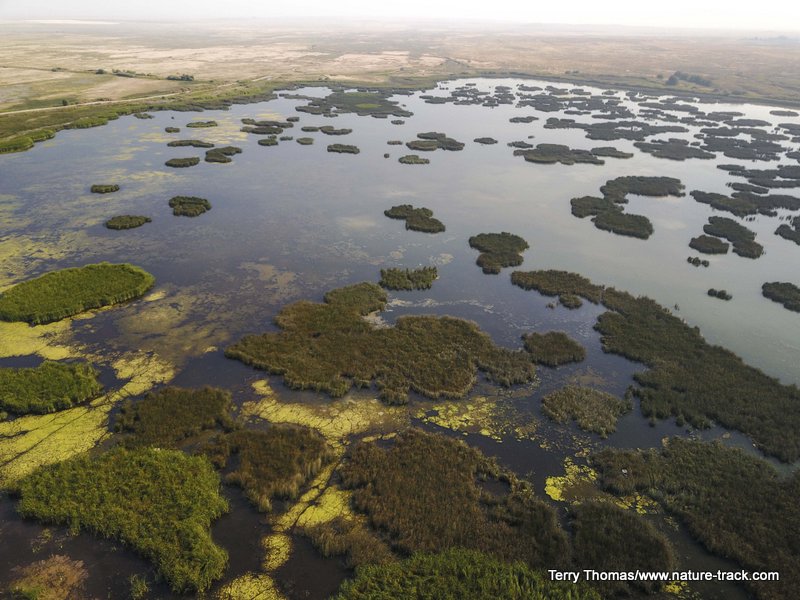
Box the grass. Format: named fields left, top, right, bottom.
left=334, top=548, right=600, bottom=600
left=9, top=555, right=88, bottom=600
left=689, top=234, right=729, bottom=254
left=541, top=386, right=630, bottom=437
left=379, top=267, right=437, bottom=291
left=164, top=157, right=199, bottom=168
left=105, top=215, right=151, bottom=230
left=593, top=439, right=800, bottom=600
left=226, top=282, right=535, bottom=404
left=115, top=386, right=234, bottom=448
left=340, top=430, right=569, bottom=568
left=384, top=205, right=445, bottom=233
left=202, top=427, right=333, bottom=512
left=512, top=269, right=800, bottom=462
left=0, top=361, right=102, bottom=416
left=762, top=282, right=800, bottom=313
left=304, top=515, right=395, bottom=569
left=0, top=263, right=155, bottom=325
left=16, top=447, right=229, bottom=593
left=522, top=332, right=585, bottom=367
left=168, top=195, right=211, bottom=217
left=703, top=216, right=763, bottom=258
left=570, top=501, right=675, bottom=594
left=90, top=184, right=119, bottom=194
left=468, top=233, right=529, bottom=274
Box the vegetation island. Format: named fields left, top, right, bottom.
left=384, top=205, right=445, bottom=233
left=707, top=288, right=733, bottom=301
left=762, top=281, right=800, bottom=312
left=164, top=156, right=199, bottom=168
left=521, top=331, right=586, bottom=366
left=0, top=263, right=155, bottom=325
left=327, top=144, right=360, bottom=154
left=689, top=234, right=729, bottom=254
left=0, top=361, right=102, bottom=416
left=168, top=195, right=211, bottom=216
left=105, top=215, right=151, bottom=230
left=185, top=120, right=218, bottom=128
left=542, top=386, right=630, bottom=437
left=379, top=267, right=437, bottom=290
left=398, top=154, right=429, bottom=164
left=166, top=139, right=214, bottom=148
left=468, top=232, right=529, bottom=274
left=406, top=131, right=465, bottom=151
left=515, top=143, right=604, bottom=165
left=205, top=145, right=242, bottom=163
left=90, top=183, right=119, bottom=194
left=703, top=216, right=763, bottom=258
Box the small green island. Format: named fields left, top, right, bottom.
left=164, top=126, right=180, bottom=133
left=166, top=139, right=214, bottom=148
left=542, top=386, right=631, bottom=437
left=468, top=232, right=529, bottom=274
left=0, top=263, right=155, bottom=325
left=0, top=360, right=102, bottom=415
left=169, top=195, right=211, bottom=216
left=703, top=216, right=763, bottom=258
left=689, top=234, right=730, bottom=254
left=708, top=288, right=733, bottom=301
left=205, top=145, right=242, bottom=163
left=762, top=282, right=800, bottom=312
left=327, top=143, right=360, bottom=154
left=296, top=137, right=314, bottom=145
left=186, top=120, right=218, bottom=128
left=379, top=266, right=437, bottom=290
left=522, top=331, right=586, bottom=366
left=105, top=215, right=151, bottom=230
left=398, top=154, right=430, bottom=165
left=384, top=205, right=445, bottom=233
left=90, top=183, right=119, bottom=194
left=164, top=156, right=200, bottom=168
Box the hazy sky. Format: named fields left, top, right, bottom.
left=0, top=0, right=798, bottom=32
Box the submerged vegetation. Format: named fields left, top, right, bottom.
left=341, top=430, right=568, bottom=567
left=468, top=232, right=529, bottom=274
left=105, top=215, right=151, bottom=230
left=384, top=205, right=445, bottom=233
left=541, top=386, right=630, bottom=437
left=762, top=282, right=800, bottom=312
left=16, top=447, right=228, bottom=593
left=202, top=427, right=333, bottom=512
left=593, top=439, right=800, bottom=600
left=225, top=282, right=535, bottom=404
left=0, top=263, right=154, bottom=325
left=512, top=269, right=800, bottom=461
left=168, top=195, right=211, bottom=216
left=335, top=548, right=600, bottom=600
left=0, top=361, right=102, bottom=415
left=522, top=332, right=586, bottom=366
left=90, top=184, right=119, bottom=194
left=379, top=266, right=437, bottom=290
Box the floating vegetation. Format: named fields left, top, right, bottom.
left=327, top=144, right=360, bottom=154
left=8, top=555, right=88, bottom=600
left=515, top=143, right=603, bottom=165
left=473, top=137, right=498, bottom=145
left=0, top=361, right=102, bottom=415
left=511, top=270, right=800, bottom=461
left=703, top=216, right=763, bottom=258
left=379, top=266, right=437, bottom=290
left=468, top=232, right=529, bottom=274
left=589, top=146, right=633, bottom=159
left=386, top=140, right=403, bottom=145
left=334, top=548, right=600, bottom=600
left=340, top=430, right=568, bottom=567
left=105, top=215, right=151, bottom=230
left=205, top=145, right=242, bottom=163
left=168, top=195, right=211, bottom=217
left=687, top=256, right=710, bottom=267
left=258, top=137, right=278, bottom=147
left=708, top=288, right=732, bottom=301
left=509, top=115, right=538, bottom=123
left=406, top=132, right=465, bottom=152
left=762, top=282, right=800, bottom=312
left=296, top=137, right=314, bottom=145
left=689, top=234, right=729, bottom=254
left=570, top=176, right=684, bottom=239
left=296, top=90, right=412, bottom=118
left=319, top=125, right=352, bottom=136
left=522, top=332, right=586, bottom=366
left=116, top=386, right=234, bottom=448
left=633, top=138, right=715, bottom=160
left=166, top=139, right=214, bottom=148
left=0, top=263, right=154, bottom=325
left=771, top=109, right=799, bottom=117
left=398, top=154, right=429, bottom=165
left=775, top=216, right=800, bottom=245
left=593, top=439, right=800, bottom=600
left=544, top=117, right=687, bottom=142
left=692, top=188, right=800, bottom=217
left=384, top=205, right=445, bottom=233
left=571, top=502, right=675, bottom=594
left=186, top=120, right=218, bottom=128
left=90, top=183, right=119, bottom=194
left=164, top=157, right=199, bottom=168
left=542, top=386, right=630, bottom=438
left=16, top=447, right=228, bottom=593
left=225, top=282, right=535, bottom=404
left=511, top=270, right=603, bottom=309
left=202, top=427, right=333, bottom=512
left=164, top=126, right=180, bottom=133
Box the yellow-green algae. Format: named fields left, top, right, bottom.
left=216, top=572, right=284, bottom=600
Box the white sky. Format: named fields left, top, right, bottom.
left=0, top=0, right=798, bottom=32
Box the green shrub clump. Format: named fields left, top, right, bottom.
left=0, top=263, right=155, bottom=325
left=16, top=447, right=229, bottom=592
left=469, top=233, right=529, bottom=274
left=116, top=386, right=234, bottom=448
left=90, top=184, right=119, bottom=194
left=226, top=282, right=535, bottom=404
left=335, top=548, right=600, bottom=600
left=541, top=385, right=630, bottom=437
left=384, top=205, right=445, bottom=233
left=379, top=267, right=437, bottom=290
left=105, top=215, right=151, bottom=230
left=522, top=331, right=586, bottom=366
left=168, top=195, right=211, bottom=217
left=762, top=281, right=800, bottom=312
left=0, top=361, right=102, bottom=415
